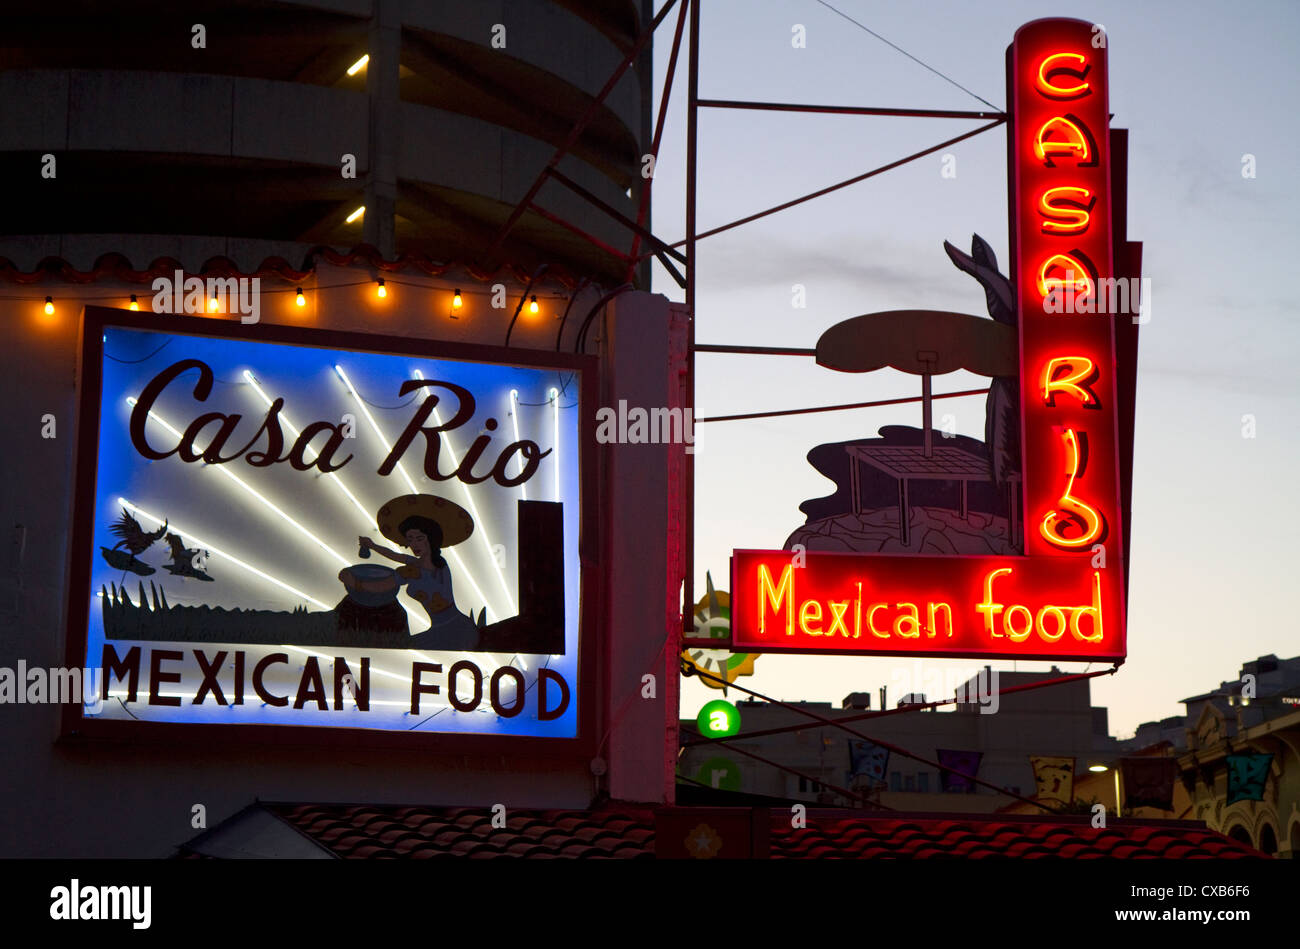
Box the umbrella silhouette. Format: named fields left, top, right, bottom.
left=815, top=234, right=1020, bottom=485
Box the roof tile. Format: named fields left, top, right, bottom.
left=258, top=804, right=1264, bottom=860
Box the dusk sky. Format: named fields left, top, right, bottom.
left=652, top=0, right=1300, bottom=736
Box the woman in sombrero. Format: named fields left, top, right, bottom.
left=348, top=494, right=482, bottom=650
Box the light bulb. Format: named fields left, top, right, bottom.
left=208, top=293, right=219, bottom=312
left=376, top=279, right=386, bottom=299
left=129, top=294, right=139, bottom=311
left=529, top=295, right=539, bottom=315
left=452, top=289, right=463, bottom=309
left=44, top=296, right=54, bottom=315
left=296, top=288, right=306, bottom=307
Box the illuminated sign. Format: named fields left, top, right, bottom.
left=1009, top=18, right=1123, bottom=567
left=65, top=308, right=592, bottom=745
left=696, top=699, right=741, bottom=738
left=730, top=19, right=1128, bottom=662
left=731, top=550, right=1118, bottom=660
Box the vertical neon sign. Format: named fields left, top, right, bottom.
left=1009, top=19, right=1125, bottom=575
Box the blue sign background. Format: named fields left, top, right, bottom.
left=84, top=325, right=582, bottom=738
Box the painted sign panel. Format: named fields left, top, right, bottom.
left=730, top=18, right=1128, bottom=662
left=67, top=310, right=587, bottom=740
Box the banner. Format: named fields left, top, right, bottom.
left=847, top=739, right=890, bottom=785
left=1030, top=755, right=1075, bottom=806
left=937, top=749, right=983, bottom=793
left=1226, top=754, right=1272, bottom=805
left=1120, top=756, right=1178, bottom=811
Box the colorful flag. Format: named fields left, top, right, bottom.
left=847, top=739, right=889, bottom=784
left=1226, top=754, right=1272, bottom=805
left=936, top=749, right=983, bottom=792
left=1030, top=755, right=1075, bottom=806
left=1120, top=756, right=1178, bottom=811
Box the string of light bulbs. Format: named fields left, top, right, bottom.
left=16, top=277, right=580, bottom=318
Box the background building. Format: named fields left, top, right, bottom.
left=1, top=0, right=653, bottom=284
left=681, top=654, right=1298, bottom=858
left=680, top=667, right=1118, bottom=813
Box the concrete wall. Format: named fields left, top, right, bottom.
left=0, top=67, right=630, bottom=258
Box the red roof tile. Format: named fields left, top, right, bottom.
left=763, top=815, right=1264, bottom=860
left=0, top=245, right=584, bottom=289
left=236, top=803, right=1265, bottom=860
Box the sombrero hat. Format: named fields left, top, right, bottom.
left=376, top=494, right=474, bottom=548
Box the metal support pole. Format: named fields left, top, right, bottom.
left=364, top=0, right=399, bottom=257
left=628, top=0, right=691, bottom=283
left=683, top=0, right=698, bottom=632
left=698, top=99, right=1003, bottom=120
left=922, top=373, right=933, bottom=457
left=645, top=118, right=1004, bottom=256
left=483, top=0, right=681, bottom=263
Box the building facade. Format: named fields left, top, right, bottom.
left=0, top=1, right=687, bottom=858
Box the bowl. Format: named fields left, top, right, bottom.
left=340, top=564, right=400, bottom=607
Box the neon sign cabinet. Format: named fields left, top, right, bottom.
left=731, top=19, right=1130, bottom=662
left=64, top=307, right=594, bottom=748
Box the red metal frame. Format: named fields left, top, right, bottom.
left=626, top=0, right=691, bottom=283
left=482, top=0, right=684, bottom=264
left=676, top=2, right=1007, bottom=629
left=658, top=118, right=1007, bottom=257
left=60, top=306, right=602, bottom=761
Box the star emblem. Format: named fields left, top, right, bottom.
left=684, top=823, right=723, bottom=859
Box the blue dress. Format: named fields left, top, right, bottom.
left=401, top=561, right=481, bottom=651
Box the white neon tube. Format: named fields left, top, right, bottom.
left=243, top=370, right=376, bottom=530
left=126, top=398, right=350, bottom=569
left=118, top=499, right=329, bottom=608
left=549, top=387, right=560, bottom=502
left=509, top=389, right=527, bottom=501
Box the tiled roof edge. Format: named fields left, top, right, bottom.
left=0, top=244, right=587, bottom=289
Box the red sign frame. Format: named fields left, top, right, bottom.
left=730, top=19, right=1129, bottom=663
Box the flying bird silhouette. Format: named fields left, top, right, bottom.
left=108, top=509, right=168, bottom=555
left=100, top=508, right=168, bottom=575
left=163, top=533, right=214, bottom=581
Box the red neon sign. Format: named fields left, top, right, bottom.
left=729, top=19, right=1128, bottom=662
left=730, top=550, right=1121, bottom=661
left=1010, top=18, right=1123, bottom=565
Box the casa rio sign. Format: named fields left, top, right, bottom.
left=128, top=358, right=548, bottom=486
left=64, top=308, right=593, bottom=746
left=730, top=19, right=1131, bottom=662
